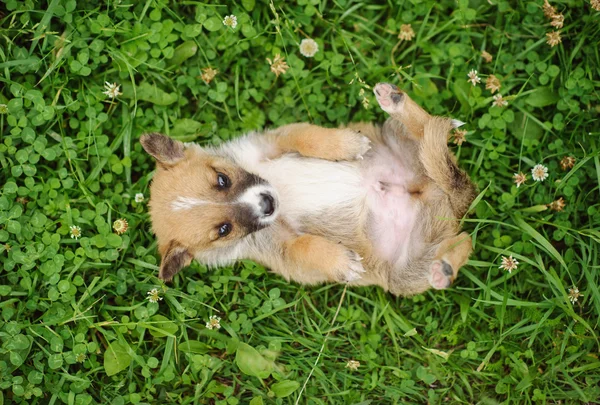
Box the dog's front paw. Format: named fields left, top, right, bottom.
left=334, top=248, right=366, bottom=283
left=428, top=260, right=454, bottom=290
left=334, top=129, right=371, bottom=161
left=373, top=82, right=405, bottom=115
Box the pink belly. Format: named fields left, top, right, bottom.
left=364, top=149, right=418, bottom=265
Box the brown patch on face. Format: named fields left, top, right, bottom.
left=145, top=143, right=271, bottom=279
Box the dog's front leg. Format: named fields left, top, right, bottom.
left=283, top=234, right=365, bottom=284
left=218, top=124, right=370, bottom=168
left=267, top=123, right=371, bottom=161
left=252, top=232, right=365, bottom=285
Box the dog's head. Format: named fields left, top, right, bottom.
left=140, top=133, right=278, bottom=281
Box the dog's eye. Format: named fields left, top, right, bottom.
left=217, top=173, right=231, bottom=189
left=217, top=223, right=232, bottom=238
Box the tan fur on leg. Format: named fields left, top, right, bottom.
left=273, top=123, right=371, bottom=161
left=373, top=83, right=431, bottom=139
left=420, top=118, right=477, bottom=218
left=283, top=234, right=365, bottom=283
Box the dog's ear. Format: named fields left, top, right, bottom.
left=140, top=133, right=185, bottom=167
left=158, top=241, right=193, bottom=281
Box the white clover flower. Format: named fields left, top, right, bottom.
left=0, top=104, right=7, bottom=114
left=299, top=38, right=319, bottom=57
left=546, top=31, right=561, bottom=47
left=492, top=94, right=508, bottom=107
left=568, top=287, right=583, bottom=304
left=147, top=288, right=163, bottom=303
left=548, top=197, right=566, bottom=212
left=560, top=156, right=575, bottom=171
left=266, top=54, right=289, bottom=77
left=467, top=70, right=481, bottom=86
left=398, top=24, right=415, bottom=41
left=485, top=75, right=501, bottom=94
left=206, top=315, right=221, bottom=330
left=223, top=15, right=238, bottom=29
left=201, top=67, right=218, bottom=84
left=453, top=129, right=467, bottom=145
left=345, top=360, right=360, bottom=370
left=513, top=172, right=527, bottom=188
left=113, top=218, right=129, bottom=235
left=70, top=225, right=82, bottom=240
left=135, top=193, right=144, bottom=203
left=103, top=82, right=122, bottom=99
left=531, top=164, right=549, bottom=182
left=499, top=255, right=519, bottom=273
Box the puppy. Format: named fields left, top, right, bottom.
left=141, top=83, right=476, bottom=296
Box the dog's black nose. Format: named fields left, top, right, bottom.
left=259, top=193, right=275, bottom=216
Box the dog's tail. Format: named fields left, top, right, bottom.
left=419, top=117, right=477, bottom=219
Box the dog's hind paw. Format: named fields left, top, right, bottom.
left=428, top=260, right=454, bottom=290
left=373, top=82, right=405, bottom=115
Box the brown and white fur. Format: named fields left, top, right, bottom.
left=141, top=83, right=476, bottom=296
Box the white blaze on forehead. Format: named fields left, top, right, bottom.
left=171, top=197, right=211, bottom=211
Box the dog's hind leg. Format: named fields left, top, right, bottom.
left=428, top=232, right=472, bottom=290
left=373, top=82, right=431, bottom=139
left=388, top=232, right=472, bottom=295
left=372, top=82, right=465, bottom=138
left=372, top=83, right=476, bottom=217
left=420, top=118, right=477, bottom=218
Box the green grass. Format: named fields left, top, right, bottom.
left=1, top=0, right=599, bottom=403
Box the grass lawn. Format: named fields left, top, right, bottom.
left=1, top=0, right=600, bottom=403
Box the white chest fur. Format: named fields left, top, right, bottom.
left=255, top=155, right=365, bottom=230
